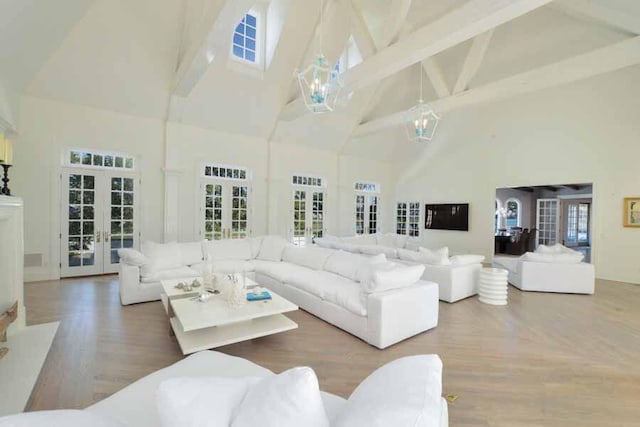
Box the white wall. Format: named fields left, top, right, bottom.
left=393, top=66, right=640, bottom=284
left=16, top=96, right=165, bottom=281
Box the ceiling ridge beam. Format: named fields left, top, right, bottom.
left=452, top=29, right=494, bottom=94
left=422, top=57, right=451, bottom=98
left=353, top=35, right=640, bottom=137
left=341, top=0, right=551, bottom=94
left=552, top=0, right=640, bottom=35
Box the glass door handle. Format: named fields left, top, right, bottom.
left=96, top=232, right=101, bottom=243
left=104, top=231, right=110, bottom=242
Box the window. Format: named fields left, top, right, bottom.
left=203, top=163, right=249, bottom=180
left=505, top=198, right=521, bottom=229
left=355, top=181, right=380, bottom=235
left=397, top=202, right=420, bottom=237
left=68, top=149, right=135, bottom=171
left=495, top=199, right=501, bottom=233
left=291, top=174, right=326, bottom=246
left=292, top=174, right=324, bottom=188
left=232, top=13, right=258, bottom=63
left=354, top=181, right=379, bottom=193
left=332, top=35, right=362, bottom=78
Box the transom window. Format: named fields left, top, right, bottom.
left=292, top=174, right=324, bottom=188
left=232, top=13, right=258, bottom=63
left=355, top=181, right=379, bottom=193
left=203, top=163, right=249, bottom=180
left=68, top=149, right=135, bottom=170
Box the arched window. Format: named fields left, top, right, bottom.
left=494, top=199, right=500, bottom=233
left=505, top=198, right=521, bottom=229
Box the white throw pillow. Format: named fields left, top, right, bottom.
left=248, top=237, right=263, bottom=259
left=257, top=235, right=289, bottom=261
left=536, top=243, right=564, bottom=254
left=177, top=242, right=204, bottom=266
left=203, top=239, right=252, bottom=261
left=522, top=251, right=584, bottom=264
left=418, top=246, right=451, bottom=265
left=314, top=238, right=335, bottom=249
left=140, top=242, right=183, bottom=278
left=355, top=254, right=387, bottom=283
left=361, top=263, right=425, bottom=294
left=332, top=241, right=361, bottom=253
left=334, top=355, right=443, bottom=427
left=0, top=410, right=124, bottom=427
left=450, top=254, right=485, bottom=265
left=358, top=245, right=398, bottom=259
left=232, top=367, right=330, bottom=427
left=117, top=248, right=148, bottom=266
left=377, top=233, right=408, bottom=249
left=156, top=376, right=259, bottom=427
left=325, top=250, right=368, bottom=281
left=282, top=246, right=334, bottom=270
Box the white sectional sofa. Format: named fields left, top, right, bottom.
left=316, top=233, right=484, bottom=303
left=0, top=350, right=448, bottom=427
left=493, top=244, right=595, bottom=294
left=119, top=236, right=440, bottom=349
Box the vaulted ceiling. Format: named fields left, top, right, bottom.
left=1, top=0, right=639, bottom=160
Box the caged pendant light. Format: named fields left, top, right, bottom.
left=296, top=0, right=342, bottom=114
left=404, top=65, right=440, bottom=142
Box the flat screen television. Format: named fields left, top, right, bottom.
left=424, top=203, right=469, bottom=231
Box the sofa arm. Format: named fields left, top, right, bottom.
left=119, top=262, right=142, bottom=305
left=366, top=280, right=439, bottom=349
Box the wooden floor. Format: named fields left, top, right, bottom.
left=24, top=276, right=640, bottom=426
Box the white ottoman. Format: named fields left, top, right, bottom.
left=478, top=268, right=508, bottom=306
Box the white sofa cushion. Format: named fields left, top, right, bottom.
left=450, top=254, right=485, bottom=265
left=334, top=355, right=443, bottom=427
left=282, top=246, right=334, bottom=270
left=359, top=245, right=398, bottom=259
left=177, top=242, right=204, bottom=266
left=342, top=234, right=377, bottom=246
left=324, top=250, right=368, bottom=281
left=252, top=260, right=311, bottom=283
left=140, top=242, right=183, bottom=279
left=140, top=266, right=200, bottom=283
left=203, top=239, right=252, bottom=261
left=417, top=247, right=451, bottom=265
left=320, top=275, right=367, bottom=316
left=377, top=233, right=407, bottom=249
left=117, top=248, right=148, bottom=266
left=0, top=410, right=125, bottom=427
left=248, top=237, right=263, bottom=258
left=232, top=367, right=330, bottom=427
left=156, top=376, right=258, bottom=427
left=332, top=241, right=361, bottom=253
left=523, top=251, right=584, bottom=264
left=285, top=270, right=332, bottom=299
left=257, top=236, right=289, bottom=261
left=536, top=243, right=565, bottom=254
left=360, top=262, right=425, bottom=294
left=314, top=238, right=336, bottom=249
left=190, top=260, right=254, bottom=275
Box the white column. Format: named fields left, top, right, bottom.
left=163, top=169, right=182, bottom=243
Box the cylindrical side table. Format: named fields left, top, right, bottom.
left=478, top=268, right=509, bottom=305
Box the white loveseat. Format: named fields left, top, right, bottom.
left=493, top=244, right=595, bottom=294
left=119, top=237, right=440, bottom=349
left=316, top=234, right=484, bottom=303
left=0, top=351, right=448, bottom=427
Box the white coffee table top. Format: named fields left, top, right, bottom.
left=161, top=276, right=260, bottom=299
left=171, top=289, right=298, bottom=333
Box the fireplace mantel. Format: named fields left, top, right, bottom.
left=0, top=195, right=25, bottom=329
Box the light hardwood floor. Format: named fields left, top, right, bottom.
left=24, top=276, right=640, bottom=426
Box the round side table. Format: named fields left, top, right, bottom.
left=478, top=267, right=508, bottom=305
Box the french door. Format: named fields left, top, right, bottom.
left=202, top=181, right=250, bottom=240
left=355, top=194, right=379, bottom=235
left=536, top=198, right=558, bottom=247
left=61, top=168, right=138, bottom=277
left=563, top=200, right=591, bottom=247
left=291, top=189, right=325, bottom=246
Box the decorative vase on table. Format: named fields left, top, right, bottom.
left=227, top=272, right=247, bottom=308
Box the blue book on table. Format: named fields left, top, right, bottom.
left=247, top=291, right=272, bottom=301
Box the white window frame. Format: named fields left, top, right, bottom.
left=355, top=181, right=381, bottom=235
left=201, top=162, right=251, bottom=181
left=229, top=6, right=266, bottom=71
left=396, top=201, right=421, bottom=237
left=65, top=148, right=136, bottom=171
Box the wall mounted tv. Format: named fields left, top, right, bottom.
left=424, top=203, right=469, bottom=231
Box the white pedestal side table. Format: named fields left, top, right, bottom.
left=478, top=268, right=509, bottom=305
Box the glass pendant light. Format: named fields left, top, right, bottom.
left=405, top=65, right=440, bottom=142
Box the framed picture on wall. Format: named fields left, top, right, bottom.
left=623, top=197, right=640, bottom=227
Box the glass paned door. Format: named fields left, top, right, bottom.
left=356, top=194, right=380, bottom=235
left=61, top=169, right=138, bottom=277
left=291, top=190, right=325, bottom=246
left=62, top=171, right=102, bottom=277
left=105, top=173, right=138, bottom=273
left=536, top=198, right=558, bottom=247
left=564, top=201, right=590, bottom=247
left=201, top=181, right=250, bottom=240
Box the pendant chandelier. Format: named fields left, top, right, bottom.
left=405, top=66, right=440, bottom=142
left=296, top=0, right=341, bottom=114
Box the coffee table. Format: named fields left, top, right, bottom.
left=160, top=278, right=298, bottom=355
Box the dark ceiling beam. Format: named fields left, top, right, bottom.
left=543, top=186, right=559, bottom=192
left=514, top=187, right=535, bottom=193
